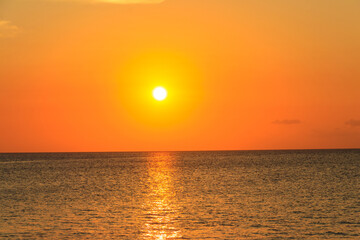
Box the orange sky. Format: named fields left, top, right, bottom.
left=1, top=0, right=359, bottom=152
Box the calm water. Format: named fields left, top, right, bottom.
left=0, top=150, right=359, bottom=239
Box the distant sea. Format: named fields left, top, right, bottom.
left=0, top=150, right=359, bottom=239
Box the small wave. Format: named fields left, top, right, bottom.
left=249, top=224, right=265, bottom=228
left=338, top=221, right=356, bottom=225
left=326, top=231, right=348, bottom=236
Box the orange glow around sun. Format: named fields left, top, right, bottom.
left=113, top=50, right=204, bottom=130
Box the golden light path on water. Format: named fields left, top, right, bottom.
left=141, top=153, right=182, bottom=240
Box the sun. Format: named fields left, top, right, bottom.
left=153, top=87, right=167, bottom=101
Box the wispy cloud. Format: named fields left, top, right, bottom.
left=0, top=21, right=20, bottom=38
left=272, top=119, right=301, bottom=125
left=345, top=119, right=360, bottom=127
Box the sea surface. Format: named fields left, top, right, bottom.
left=0, top=150, right=359, bottom=239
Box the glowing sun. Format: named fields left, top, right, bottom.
left=153, top=87, right=167, bottom=101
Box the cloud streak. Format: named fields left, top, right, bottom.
left=0, top=21, right=20, bottom=38
left=345, top=119, right=360, bottom=127
left=272, top=119, right=301, bottom=125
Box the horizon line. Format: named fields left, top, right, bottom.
left=0, top=147, right=359, bottom=154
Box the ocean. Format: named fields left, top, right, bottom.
left=0, top=150, right=359, bottom=239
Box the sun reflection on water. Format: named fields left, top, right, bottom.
left=141, top=152, right=182, bottom=240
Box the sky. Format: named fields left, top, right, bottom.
left=0, top=0, right=359, bottom=152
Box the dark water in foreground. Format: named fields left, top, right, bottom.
left=0, top=150, right=359, bottom=239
